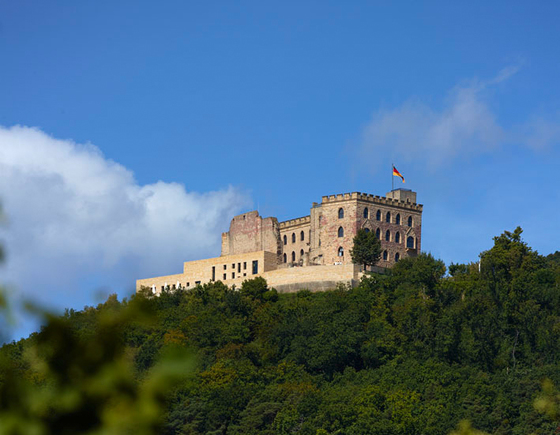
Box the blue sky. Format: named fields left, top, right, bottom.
left=1, top=1, right=559, bottom=339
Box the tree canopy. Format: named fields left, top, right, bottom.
left=350, top=228, right=382, bottom=269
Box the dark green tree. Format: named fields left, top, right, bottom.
left=350, top=229, right=382, bottom=270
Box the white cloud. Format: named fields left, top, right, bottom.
left=358, top=66, right=559, bottom=169
left=0, top=125, right=251, bottom=314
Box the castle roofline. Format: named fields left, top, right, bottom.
left=320, top=191, right=422, bottom=210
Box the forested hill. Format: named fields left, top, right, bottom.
left=1, top=227, right=560, bottom=434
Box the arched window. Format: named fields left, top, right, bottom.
left=396, top=214, right=401, bottom=225
left=376, top=210, right=381, bottom=221
left=407, top=216, right=413, bottom=227
left=291, top=251, right=296, bottom=262
left=407, top=236, right=414, bottom=248
left=395, top=232, right=400, bottom=244
left=300, top=230, right=304, bottom=241
left=383, top=250, right=388, bottom=261
left=375, top=228, right=380, bottom=239
left=338, top=227, right=344, bottom=237
left=283, top=253, right=287, bottom=263
left=338, top=208, right=344, bottom=219
left=283, top=235, right=287, bottom=245
left=395, top=252, right=400, bottom=262
left=300, top=249, right=304, bottom=258
left=338, top=246, right=344, bottom=257
left=363, top=208, right=369, bottom=219
left=292, top=233, right=296, bottom=243
left=364, top=228, right=370, bottom=233
left=385, top=230, right=390, bottom=241
left=386, top=212, right=391, bottom=223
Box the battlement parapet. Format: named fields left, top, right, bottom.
left=279, top=215, right=311, bottom=229
left=320, top=191, right=422, bottom=211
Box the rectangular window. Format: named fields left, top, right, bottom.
left=187, top=282, right=190, bottom=287
left=232, top=272, right=235, bottom=279
left=212, top=266, right=215, bottom=281
left=252, top=260, right=258, bottom=275
left=223, top=274, right=226, bottom=280
left=223, top=264, right=227, bottom=270
left=161, top=286, right=164, bottom=292
left=195, top=281, right=201, bottom=285
left=232, top=263, right=235, bottom=269
left=238, top=263, right=241, bottom=273
left=243, top=273, right=246, bottom=277
left=243, top=262, right=247, bottom=270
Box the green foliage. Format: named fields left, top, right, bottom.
left=1, top=229, right=560, bottom=434
left=350, top=229, right=382, bottom=269
left=0, top=296, right=194, bottom=435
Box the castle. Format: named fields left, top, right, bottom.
left=136, top=188, right=423, bottom=294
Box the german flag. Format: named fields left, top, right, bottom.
left=392, top=166, right=405, bottom=183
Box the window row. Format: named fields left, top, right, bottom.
left=283, top=250, right=306, bottom=263
left=365, top=228, right=415, bottom=247
left=283, top=230, right=307, bottom=245
left=214, top=260, right=259, bottom=278
left=381, top=251, right=400, bottom=262
left=157, top=281, right=201, bottom=292
left=338, top=207, right=415, bottom=227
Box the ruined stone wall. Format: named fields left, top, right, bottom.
left=221, top=211, right=281, bottom=259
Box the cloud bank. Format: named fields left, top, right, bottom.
left=0, top=126, right=250, bottom=313
left=359, top=67, right=560, bottom=168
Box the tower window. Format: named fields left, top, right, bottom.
left=396, top=214, right=401, bottom=225
left=291, top=251, right=296, bottom=262
left=375, top=228, right=380, bottom=239
left=338, top=247, right=344, bottom=257
left=383, top=250, right=388, bottom=261
left=283, top=253, right=287, bottom=263
left=407, top=216, right=413, bottom=227
left=376, top=210, right=381, bottom=221
left=292, top=233, right=296, bottom=243
left=363, top=208, right=369, bottom=219
left=283, top=235, right=287, bottom=245
left=395, top=253, right=400, bottom=262
left=386, top=212, right=391, bottom=223
left=407, top=236, right=414, bottom=249
left=338, top=227, right=344, bottom=237
left=385, top=230, right=390, bottom=241
left=300, top=249, right=304, bottom=258
left=300, top=230, right=304, bottom=241
left=395, top=232, right=400, bottom=244
left=338, top=208, right=344, bottom=219
left=252, top=260, right=258, bottom=274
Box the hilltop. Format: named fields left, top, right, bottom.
left=1, top=227, right=560, bottom=434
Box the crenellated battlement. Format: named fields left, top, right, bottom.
left=279, top=215, right=311, bottom=229
left=320, top=191, right=422, bottom=210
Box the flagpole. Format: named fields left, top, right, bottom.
left=391, top=162, right=394, bottom=192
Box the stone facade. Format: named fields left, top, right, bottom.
left=136, top=189, right=423, bottom=294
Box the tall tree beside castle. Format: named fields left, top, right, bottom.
left=350, top=228, right=382, bottom=270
